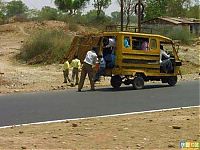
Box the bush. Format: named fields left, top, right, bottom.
left=19, top=29, right=73, bottom=64
left=151, top=26, right=194, bottom=45
left=38, top=6, right=58, bottom=21
left=68, top=22, right=79, bottom=32
left=0, top=11, right=5, bottom=24
left=166, top=28, right=194, bottom=45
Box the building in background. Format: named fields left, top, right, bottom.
left=142, top=17, right=200, bottom=36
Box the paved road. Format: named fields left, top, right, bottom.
left=0, top=81, right=199, bottom=127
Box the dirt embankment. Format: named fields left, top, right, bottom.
left=0, top=21, right=199, bottom=95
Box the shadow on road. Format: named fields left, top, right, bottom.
left=95, top=84, right=171, bottom=92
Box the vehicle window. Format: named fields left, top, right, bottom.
left=124, top=36, right=130, bottom=48
left=150, top=39, right=157, bottom=50
left=132, top=37, right=149, bottom=51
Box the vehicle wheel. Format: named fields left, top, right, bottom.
left=132, top=76, right=144, bottom=90
left=124, top=79, right=131, bottom=85
left=111, top=75, right=122, bottom=89
left=167, top=76, right=177, bottom=86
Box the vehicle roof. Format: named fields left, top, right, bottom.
left=103, top=31, right=172, bottom=42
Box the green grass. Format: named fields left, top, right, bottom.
left=19, top=29, right=73, bottom=64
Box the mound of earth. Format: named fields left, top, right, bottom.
left=0, top=20, right=70, bottom=34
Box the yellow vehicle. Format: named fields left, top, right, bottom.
left=98, top=32, right=182, bottom=89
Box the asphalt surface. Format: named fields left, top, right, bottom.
left=0, top=80, right=199, bottom=127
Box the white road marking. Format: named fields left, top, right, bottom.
left=0, top=105, right=199, bottom=129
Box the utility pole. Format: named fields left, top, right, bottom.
left=138, top=0, right=141, bottom=33
left=120, top=0, right=123, bottom=31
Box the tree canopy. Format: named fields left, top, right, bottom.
left=39, top=6, right=58, bottom=20
left=6, top=0, right=28, bottom=17
left=144, top=0, right=195, bottom=20
left=54, top=0, right=89, bottom=15
left=93, top=0, right=111, bottom=17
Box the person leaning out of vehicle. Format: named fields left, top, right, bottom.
left=160, top=45, right=173, bottom=73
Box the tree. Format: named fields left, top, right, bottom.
left=145, top=0, right=168, bottom=20
left=0, top=0, right=6, bottom=23
left=111, top=11, right=121, bottom=23
left=26, top=9, right=39, bottom=20
left=118, top=0, right=136, bottom=28
left=166, top=0, right=191, bottom=17
left=6, top=0, right=28, bottom=18
left=145, top=0, right=193, bottom=20
left=39, top=6, right=58, bottom=20
left=186, top=4, right=200, bottom=19
left=93, top=0, right=111, bottom=17
left=54, top=0, right=89, bottom=15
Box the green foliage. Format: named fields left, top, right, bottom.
left=26, top=9, right=39, bottom=20
left=82, top=10, right=112, bottom=26
left=6, top=0, right=28, bottom=18
left=186, top=5, right=200, bottom=19
left=167, top=28, right=193, bottom=44
left=60, top=10, right=112, bottom=29
left=151, top=26, right=193, bottom=44
left=0, top=12, right=4, bottom=24
left=111, top=11, right=120, bottom=23
left=167, top=0, right=191, bottom=17
left=38, top=6, right=58, bottom=20
left=93, top=0, right=111, bottom=17
left=68, top=22, right=79, bottom=31
left=0, top=0, right=5, bottom=23
left=19, top=29, right=72, bottom=64
left=54, top=0, right=89, bottom=15
left=145, top=0, right=168, bottom=20
left=144, top=0, right=196, bottom=20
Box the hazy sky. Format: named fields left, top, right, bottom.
left=3, top=0, right=120, bottom=15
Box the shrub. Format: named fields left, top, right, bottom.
left=69, top=22, right=79, bottom=32
left=38, top=6, right=58, bottom=21
left=150, top=26, right=194, bottom=45
left=19, top=29, right=73, bottom=64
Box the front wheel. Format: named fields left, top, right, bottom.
left=167, top=76, right=177, bottom=86
left=132, top=76, right=144, bottom=90
left=111, top=75, right=122, bottom=89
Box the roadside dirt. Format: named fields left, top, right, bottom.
left=0, top=107, right=199, bottom=149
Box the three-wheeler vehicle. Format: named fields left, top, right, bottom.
left=98, top=31, right=182, bottom=89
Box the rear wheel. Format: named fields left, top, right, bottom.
left=111, top=75, right=122, bottom=89
left=132, top=76, right=144, bottom=90
left=167, top=76, right=177, bottom=86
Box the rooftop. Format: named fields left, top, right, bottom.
left=142, top=17, right=200, bottom=25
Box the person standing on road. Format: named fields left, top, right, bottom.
left=63, top=59, right=71, bottom=83
left=70, top=56, right=81, bottom=86
left=78, top=47, right=98, bottom=92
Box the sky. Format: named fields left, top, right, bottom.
left=3, top=0, right=120, bottom=16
